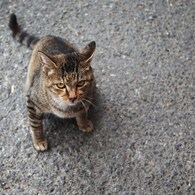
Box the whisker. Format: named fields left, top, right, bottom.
left=82, top=98, right=97, bottom=109
left=80, top=100, right=88, bottom=119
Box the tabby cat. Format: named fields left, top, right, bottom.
left=9, top=14, right=96, bottom=151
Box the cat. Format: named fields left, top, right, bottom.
left=9, top=14, right=96, bottom=151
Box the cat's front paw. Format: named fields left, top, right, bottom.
left=78, top=120, right=93, bottom=133
left=33, top=139, right=48, bottom=151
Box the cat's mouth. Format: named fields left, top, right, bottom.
left=67, top=100, right=79, bottom=106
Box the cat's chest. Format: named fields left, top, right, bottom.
left=52, top=107, right=76, bottom=118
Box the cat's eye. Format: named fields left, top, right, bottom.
left=56, top=83, right=65, bottom=89
left=77, top=80, right=85, bottom=87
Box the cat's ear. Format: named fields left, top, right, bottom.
left=38, top=51, right=57, bottom=74
left=80, top=41, right=96, bottom=63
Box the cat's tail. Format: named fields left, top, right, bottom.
left=9, top=14, right=40, bottom=49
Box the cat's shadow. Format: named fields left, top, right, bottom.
left=43, top=88, right=103, bottom=152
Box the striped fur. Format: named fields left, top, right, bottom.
left=9, top=14, right=39, bottom=49
left=26, top=96, right=48, bottom=151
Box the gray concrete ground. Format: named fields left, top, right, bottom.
left=0, top=0, right=194, bottom=194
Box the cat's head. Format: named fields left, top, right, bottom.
left=38, top=41, right=96, bottom=106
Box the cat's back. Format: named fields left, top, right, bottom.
left=34, top=35, right=78, bottom=55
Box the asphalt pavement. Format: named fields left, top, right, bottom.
left=0, top=0, right=194, bottom=194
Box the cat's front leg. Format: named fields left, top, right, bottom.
left=27, top=98, right=48, bottom=151
left=75, top=112, right=93, bottom=132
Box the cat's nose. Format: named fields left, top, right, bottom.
left=69, top=97, right=77, bottom=102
